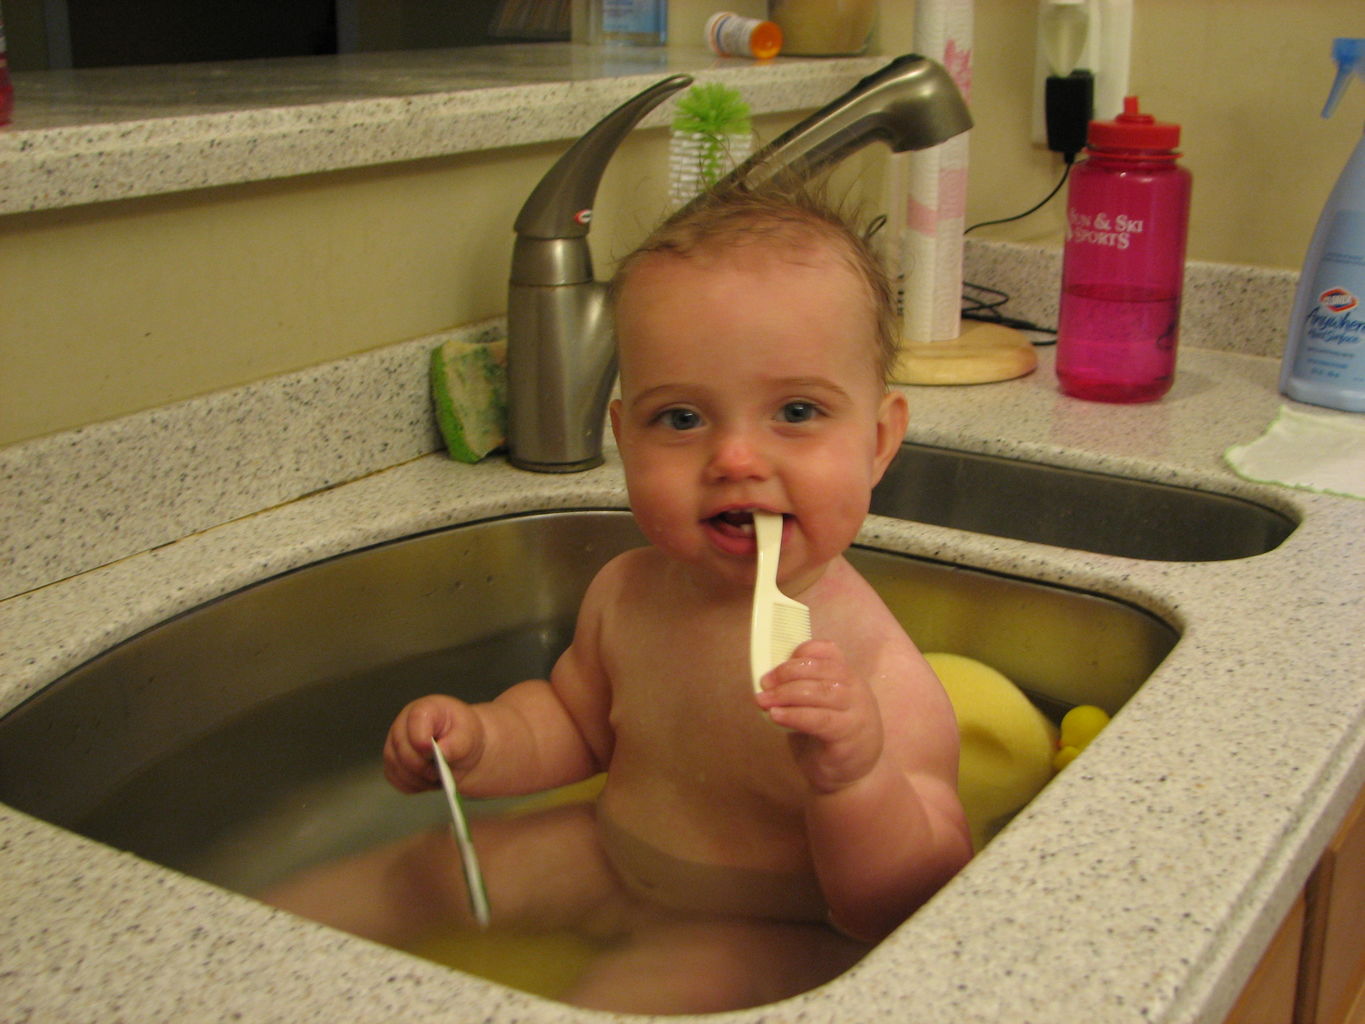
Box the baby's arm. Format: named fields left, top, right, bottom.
left=383, top=560, right=619, bottom=799
left=755, top=639, right=971, bottom=942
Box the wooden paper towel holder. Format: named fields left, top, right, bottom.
left=892, top=319, right=1037, bottom=386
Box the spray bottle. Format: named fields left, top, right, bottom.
left=1280, top=38, right=1365, bottom=413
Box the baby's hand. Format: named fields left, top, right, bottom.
left=382, top=694, right=485, bottom=794
left=754, top=640, right=884, bottom=794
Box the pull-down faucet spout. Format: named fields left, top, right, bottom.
left=506, top=56, right=971, bottom=473
left=725, top=53, right=972, bottom=189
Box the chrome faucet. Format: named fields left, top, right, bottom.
left=506, top=55, right=972, bottom=473
left=506, top=73, right=693, bottom=473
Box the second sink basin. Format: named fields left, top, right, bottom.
left=871, top=443, right=1296, bottom=561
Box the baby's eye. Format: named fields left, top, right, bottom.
left=658, top=407, right=702, bottom=431
left=779, top=401, right=820, bottom=424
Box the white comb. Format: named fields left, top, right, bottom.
left=431, top=738, right=491, bottom=929
left=749, top=510, right=812, bottom=694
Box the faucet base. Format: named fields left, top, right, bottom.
left=508, top=454, right=605, bottom=474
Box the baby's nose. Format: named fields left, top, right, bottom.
left=707, top=427, right=771, bottom=480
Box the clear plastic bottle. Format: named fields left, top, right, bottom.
left=594, top=0, right=667, bottom=46
left=1056, top=97, right=1192, bottom=403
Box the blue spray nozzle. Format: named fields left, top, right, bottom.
left=1323, top=37, right=1365, bottom=118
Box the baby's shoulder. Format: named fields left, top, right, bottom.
left=814, top=556, right=900, bottom=622
left=582, top=546, right=667, bottom=608
left=593, top=544, right=663, bottom=584
left=814, top=558, right=925, bottom=668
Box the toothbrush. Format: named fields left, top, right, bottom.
left=430, top=738, right=491, bottom=929
left=749, top=511, right=812, bottom=694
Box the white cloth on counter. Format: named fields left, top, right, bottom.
left=1224, top=404, right=1365, bottom=500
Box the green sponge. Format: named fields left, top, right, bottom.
left=430, top=335, right=508, bottom=463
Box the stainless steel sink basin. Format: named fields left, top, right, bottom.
left=0, top=510, right=1176, bottom=900
left=871, top=443, right=1296, bottom=561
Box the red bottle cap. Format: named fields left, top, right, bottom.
left=1087, top=96, right=1181, bottom=152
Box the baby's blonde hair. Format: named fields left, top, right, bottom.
left=610, top=176, right=900, bottom=385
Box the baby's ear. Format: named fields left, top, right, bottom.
left=608, top=398, right=624, bottom=445
left=871, top=390, right=909, bottom=484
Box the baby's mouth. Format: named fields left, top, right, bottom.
left=709, top=508, right=757, bottom=538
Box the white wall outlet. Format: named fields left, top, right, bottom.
left=1030, top=0, right=1132, bottom=147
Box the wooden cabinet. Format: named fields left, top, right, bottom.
left=1300, top=782, right=1365, bottom=1024
left=1225, top=783, right=1365, bottom=1024
left=1225, top=894, right=1307, bottom=1024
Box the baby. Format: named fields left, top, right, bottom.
left=276, top=181, right=971, bottom=1013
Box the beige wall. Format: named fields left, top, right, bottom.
left=877, top=0, right=1364, bottom=266
left=0, top=136, right=677, bottom=444
left=0, top=118, right=781, bottom=446
left=2, top=0, right=1361, bottom=445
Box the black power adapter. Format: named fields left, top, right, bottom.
left=1045, top=69, right=1094, bottom=161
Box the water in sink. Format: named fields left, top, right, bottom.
left=0, top=510, right=1177, bottom=999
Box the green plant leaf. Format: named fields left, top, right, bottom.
left=671, top=82, right=752, bottom=136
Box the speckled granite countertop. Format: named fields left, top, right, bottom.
left=4, top=310, right=1363, bottom=1022
left=0, top=44, right=883, bottom=214
left=1, top=47, right=1362, bottom=1023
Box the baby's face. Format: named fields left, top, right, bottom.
left=610, top=243, right=907, bottom=598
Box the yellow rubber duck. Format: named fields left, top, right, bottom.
left=1052, top=703, right=1111, bottom=771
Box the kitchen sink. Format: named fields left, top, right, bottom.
left=0, top=508, right=1175, bottom=899
left=870, top=443, right=1296, bottom=561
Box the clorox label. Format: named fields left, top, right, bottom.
left=1319, top=287, right=1358, bottom=313
left=1291, top=208, right=1365, bottom=391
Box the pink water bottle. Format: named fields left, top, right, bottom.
left=1056, top=97, right=1192, bottom=402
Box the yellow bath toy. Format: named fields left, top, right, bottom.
left=1052, top=704, right=1111, bottom=771
left=926, top=652, right=1058, bottom=851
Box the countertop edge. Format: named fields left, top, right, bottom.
left=0, top=46, right=884, bottom=214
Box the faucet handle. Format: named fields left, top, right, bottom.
left=514, top=73, right=693, bottom=241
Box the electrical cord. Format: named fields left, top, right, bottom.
left=865, top=213, right=1059, bottom=342
left=961, top=281, right=1057, bottom=343
left=964, top=161, right=1072, bottom=235
left=959, top=163, right=1066, bottom=343
left=965, top=68, right=1090, bottom=236
left=956, top=70, right=1091, bottom=342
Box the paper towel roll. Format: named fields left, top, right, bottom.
left=897, top=0, right=974, bottom=343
